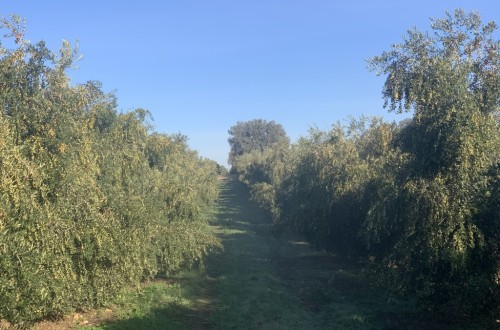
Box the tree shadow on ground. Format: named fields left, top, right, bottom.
left=94, top=304, right=190, bottom=330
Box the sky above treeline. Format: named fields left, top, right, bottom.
left=2, top=1, right=499, bottom=166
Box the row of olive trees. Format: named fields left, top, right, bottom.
left=230, top=10, right=499, bottom=321
left=0, top=16, right=220, bottom=326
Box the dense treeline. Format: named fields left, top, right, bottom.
left=230, top=10, right=499, bottom=321
left=0, top=16, right=220, bottom=326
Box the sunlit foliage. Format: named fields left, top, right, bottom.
left=0, top=16, right=220, bottom=327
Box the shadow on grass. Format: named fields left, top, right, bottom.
left=93, top=305, right=189, bottom=330
left=82, top=268, right=218, bottom=330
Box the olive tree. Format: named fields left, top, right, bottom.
left=367, top=9, right=500, bottom=316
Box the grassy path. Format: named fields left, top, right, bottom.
left=205, top=177, right=410, bottom=330
left=207, top=177, right=319, bottom=329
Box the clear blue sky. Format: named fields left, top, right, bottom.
left=2, top=1, right=499, bottom=166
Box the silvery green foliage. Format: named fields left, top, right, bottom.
left=0, top=16, right=220, bottom=326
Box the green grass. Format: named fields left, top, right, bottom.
left=75, top=176, right=492, bottom=330
left=81, top=269, right=212, bottom=330
left=206, top=177, right=316, bottom=329
left=207, top=178, right=386, bottom=329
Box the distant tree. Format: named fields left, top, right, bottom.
left=227, top=119, right=288, bottom=168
